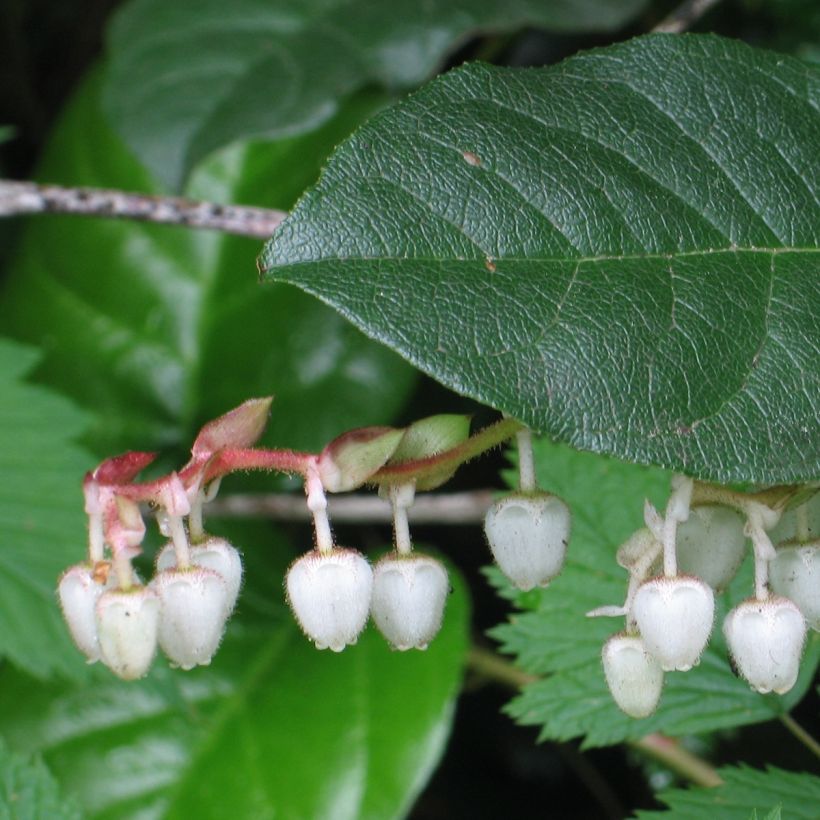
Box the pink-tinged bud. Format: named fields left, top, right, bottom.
left=371, top=554, right=449, bottom=650
left=602, top=634, right=664, bottom=718
left=769, top=542, right=820, bottom=631
left=153, top=568, right=229, bottom=669
left=156, top=537, right=243, bottom=616
left=286, top=548, right=373, bottom=651
left=96, top=586, right=160, bottom=680
left=483, top=493, right=571, bottom=591
left=724, top=596, right=807, bottom=694
left=675, top=506, right=747, bottom=592
left=191, top=397, right=272, bottom=458
left=632, top=576, right=714, bottom=671
left=57, top=562, right=114, bottom=662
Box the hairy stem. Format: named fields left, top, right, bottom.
left=0, top=178, right=286, bottom=238
left=516, top=428, right=536, bottom=493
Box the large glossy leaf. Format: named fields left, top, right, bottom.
left=263, top=34, right=820, bottom=484
left=0, top=338, right=94, bottom=681
left=0, top=69, right=415, bottom=455
left=103, top=0, right=647, bottom=187
left=0, top=528, right=469, bottom=820
left=0, top=738, right=83, bottom=819
left=635, top=765, right=820, bottom=820
left=488, top=437, right=820, bottom=748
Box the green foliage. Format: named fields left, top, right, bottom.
left=0, top=70, right=415, bottom=455
left=489, top=437, right=820, bottom=747
left=263, top=34, right=820, bottom=484
left=0, top=528, right=469, bottom=819
left=103, top=0, right=647, bottom=187
left=0, top=338, right=93, bottom=681
left=0, top=738, right=84, bottom=820
left=635, top=765, right=820, bottom=819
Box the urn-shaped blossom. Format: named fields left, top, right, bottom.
left=484, top=493, right=571, bottom=591
left=724, top=596, right=807, bottom=694
left=602, top=633, right=664, bottom=718
left=153, top=567, right=230, bottom=669
left=286, top=548, right=373, bottom=651
left=769, top=543, right=820, bottom=631
left=96, top=586, right=160, bottom=680
left=632, top=576, right=714, bottom=671
left=675, top=505, right=747, bottom=591
left=371, top=553, right=449, bottom=650
left=58, top=562, right=113, bottom=662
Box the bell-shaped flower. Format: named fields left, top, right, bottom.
left=484, top=492, right=571, bottom=591
left=602, top=633, right=664, bottom=718
left=724, top=596, right=807, bottom=694
left=153, top=567, right=230, bottom=669
left=96, top=585, right=160, bottom=680
left=286, top=548, right=372, bottom=651
left=769, top=542, right=819, bottom=631
left=632, top=576, right=714, bottom=671
left=371, top=553, right=449, bottom=650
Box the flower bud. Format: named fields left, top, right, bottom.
left=371, top=553, right=449, bottom=650
left=675, top=505, right=747, bottom=591
left=769, top=542, right=820, bottom=631
left=483, top=492, right=571, bottom=591
left=96, top=586, right=160, bottom=680
left=632, top=576, right=714, bottom=671
left=157, top=537, right=243, bottom=615
left=286, top=548, right=372, bottom=651
left=724, top=596, right=807, bottom=694
left=602, top=633, right=664, bottom=718
left=57, top=562, right=113, bottom=662
left=153, top=567, right=229, bottom=669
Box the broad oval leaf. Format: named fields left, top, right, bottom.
left=0, top=70, right=415, bottom=455
left=103, top=0, right=647, bottom=187
left=263, top=35, right=820, bottom=484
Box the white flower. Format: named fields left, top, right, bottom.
left=96, top=586, right=160, bottom=680
left=602, top=633, right=664, bottom=718
left=632, top=576, right=714, bottom=671
left=769, top=543, right=820, bottom=631
left=58, top=563, right=112, bottom=662
left=371, top=553, right=449, bottom=650
left=484, top=493, right=571, bottom=591
left=153, top=567, right=229, bottom=669
left=675, top=505, right=747, bottom=591
left=724, top=596, right=806, bottom=694
left=286, top=548, right=373, bottom=651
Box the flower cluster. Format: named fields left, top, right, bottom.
left=589, top=478, right=816, bottom=718
left=57, top=399, right=527, bottom=677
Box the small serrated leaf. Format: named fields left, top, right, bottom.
left=635, top=765, right=819, bottom=820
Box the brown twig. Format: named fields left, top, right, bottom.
left=0, top=178, right=286, bottom=238
left=652, top=0, right=722, bottom=33
left=208, top=489, right=496, bottom=524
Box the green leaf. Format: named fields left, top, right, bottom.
left=488, top=437, right=820, bottom=748
left=635, top=765, right=820, bottom=820
left=103, top=0, right=647, bottom=187
left=0, top=337, right=94, bottom=681
left=0, top=535, right=469, bottom=820
left=0, top=69, right=415, bottom=455
left=263, top=34, right=820, bottom=484
left=0, top=738, right=84, bottom=819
